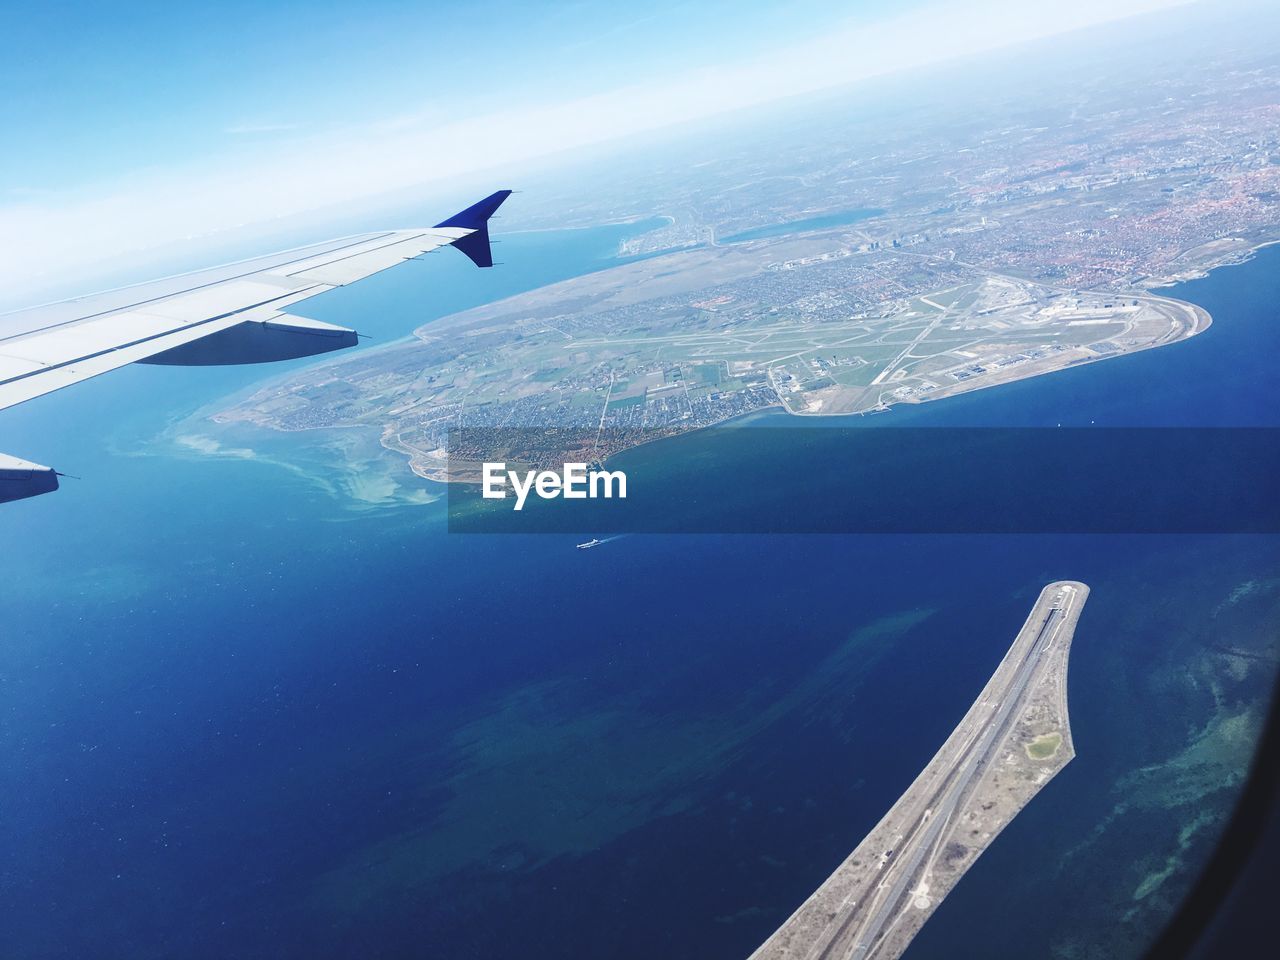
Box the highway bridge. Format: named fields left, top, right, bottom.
left=750, top=581, right=1089, bottom=960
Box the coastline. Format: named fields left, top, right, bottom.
left=202, top=234, right=1278, bottom=492
left=384, top=291, right=1214, bottom=487
left=1140, top=236, right=1280, bottom=291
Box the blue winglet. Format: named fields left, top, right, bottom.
left=434, top=189, right=513, bottom=268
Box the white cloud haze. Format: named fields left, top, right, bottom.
left=0, top=0, right=1189, bottom=306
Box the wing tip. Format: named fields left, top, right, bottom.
left=434, top=189, right=514, bottom=268
left=0, top=453, right=59, bottom=504
left=433, top=189, right=513, bottom=231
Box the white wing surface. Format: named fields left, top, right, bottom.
left=0, top=190, right=511, bottom=504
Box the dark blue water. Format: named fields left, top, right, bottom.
left=0, top=238, right=1277, bottom=960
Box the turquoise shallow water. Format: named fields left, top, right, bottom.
left=0, top=233, right=1276, bottom=959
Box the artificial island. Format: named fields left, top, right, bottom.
left=748, top=581, right=1089, bottom=960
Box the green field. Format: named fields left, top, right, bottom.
left=607, top=394, right=646, bottom=411
left=1026, top=732, right=1063, bottom=760
left=688, top=362, right=724, bottom=386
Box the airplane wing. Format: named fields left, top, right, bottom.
left=0, top=189, right=511, bottom=504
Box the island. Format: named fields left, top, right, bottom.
left=211, top=244, right=1207, bottom=480
left=208, top=40, right=1275, bottom=481
left=747, top=581, right=1089, bottom=960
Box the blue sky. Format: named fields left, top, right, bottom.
left=0, top=0, right=1189, bottom=304
left=2, top=0, right=887, bottom=190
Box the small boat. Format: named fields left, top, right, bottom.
left=576, top=539, right=603, bottom=550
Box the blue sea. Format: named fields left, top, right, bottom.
left=1, top=228, right=1277, bottom=960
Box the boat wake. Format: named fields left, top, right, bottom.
left=576, top=535, right=627, bottom=550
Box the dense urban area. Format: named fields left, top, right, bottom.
left=216, top=38, right=1278, bottom=480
